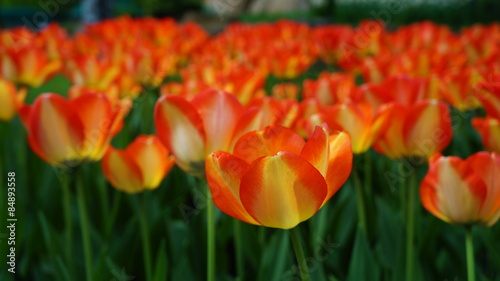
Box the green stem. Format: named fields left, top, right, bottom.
left=290, top=227, right=311, bottom=281
left=207, top=182, right=216, bottom=281
left=105, top=190, right=122, bottom=238
left=137, top=195, right=152, bottom=281
left=465, top=226, right=476, bottom=281
left=98, top=176, right=110, bottom=236
left=405, top=169, right=417, bottom=281
left=234, top=219, right=244, bottom=281
left=62, top=174, right=73, bottom=276
left=364, top=151, right=372, bottom=194
left=352, top=167, right=368, bottom=234
left=76, top=171, right=93, bottom=281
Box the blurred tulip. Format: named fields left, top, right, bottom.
left=1, top=46, right=61, bottom=87
left=472, top=117, right=500, bottom=153
left=0, top=79, right=26, bottom=121
left=321, top=102, right=391, bottom=154
left=102, top=135, right=175, bottom=193
left=65, top=55, right=119, bottom=91
left=154, top=89, right=261, bottom=177
left=206, top=126, right=352, bottom=229
left=476, top=79, right=500, bottom=119
left=19, top=92, right=129, bottom=167
left=303, top=72, right=356, bottom=105
left=271, top=83, right=298, bottom=101
left=420, top=152, right=500, bottom=226
left=374, top=100, right=453, bottom=159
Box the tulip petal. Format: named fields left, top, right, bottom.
left=101, top=148, right=144, bottom=193
left=467, top=152, right=500, bottom=226
left=126, top=135, right=174, bottom=189
left=240, top=151, right=327, bottom=229
left=300, top=126, right=329, bottom=176
left=205, top=151, right=258, bottom=225
left=191, top=89, right=244, bottom=153
left=472, top=117, right=500, bottom=154
left=155, top=95, right=206, bottom=176
left=324, top=131, right=352, bottom=205
left=403, top=100, right=452, bottom=158
left=71, top=93, right=114, bottom=160
left=233, top=126, right=306, bottom=164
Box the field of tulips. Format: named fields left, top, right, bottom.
left=1, top=16, right=500, bottom=281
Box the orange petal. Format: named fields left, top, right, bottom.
left=205, top=151, right=258, bottom=225
left=403, top=100, right=453, bottom=158
left=71, top=93, right=114, bottom=160
left=101, top=148, right=144, bottom=193
left=472, top=117, right=500, bottom=154
left=126, top=135, right=174, bottom=189
left=27, top=94, right=85, bottom=165
left=0, top=80, right=18, bottom=121
left=190, top=89, right=244, bottom=153
left=324, top=131, right=352, bottom=206
left=233, top=126, right=306, bottom=164
left=154, top=94, right=206, bottom=176
left=467, top=152, right=500, bottom=226
left=239, top=151, right=327, bottom=229
left=300, top=126, right=329, bottom=176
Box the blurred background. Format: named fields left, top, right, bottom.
left=1, top=0, right=500, bottom=33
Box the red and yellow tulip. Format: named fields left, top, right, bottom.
left=374, top=100, right=453, bottom=159
left=154, top=89, right=261, bottom=177
left=19, top=92, right=129, bottom=167
left=472, top=117, right=500, bottom=154
left=102, top=135, right=175, bottom=193
left=205, top=126, right=352, bottom=229
left=420, top=152, right=500, bottom=226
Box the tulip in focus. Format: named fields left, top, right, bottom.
left=0, top=79, right=26, bottom=121
left=102, top=135, right=175, bottom=193
left=420, top=152, right=500, bottom=226
left=206, top=126, right=352, bottom=229
left=19, top=92, right=129, bottom=167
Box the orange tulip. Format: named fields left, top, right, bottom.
left=19, top=92, right=129, bottom=167
left=271, top=83, right=298, bottom=101
left=320, top=102, right=392, bottom=154
left=420, top=152, right=500, bottom=226
left=102, top=135, right=175, bottom=193
left=0, top=79, right=26, bottom=121
left=1, top=45, right=61, bottom=87
left=472, top=117, right=500, bottom=154
left=206, top=126, right=352, bottom=229
left=374, top=100, right=453, bottom=159
left=302, top=72, right=356, bottom=106
left=64, top=55, right=119, bottom=91
left=154, top=89, right=261, bottom=177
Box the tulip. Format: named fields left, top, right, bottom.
left=205, top=125, right=352, bottom=229
left=472, top=117, right=500, bottom=154
left=102, top=135, right=175, bottom=193
left=420, top=152, right=500, bottom=226
left=1, top=45, right=61, bottom=87
left=19, top=92, right=129, bottom=167
left=321, top=102, right=391, bottom=154
left=476, top=80, right=500, bottom=119
left=155, top=89, right=260, bottom=177
left=0, top=79, right=26, bottom=121
left=302, top=72, right=355, bottom=106
left=374, top=100, right=453, bottom=160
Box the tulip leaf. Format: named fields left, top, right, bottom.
left=346, top=227, right=380, bottom=281
left=257, top=229, right=291, bottom=281
left=153, top=239, right=168, bottom=281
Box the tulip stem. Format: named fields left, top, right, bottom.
left=234, top=219, right=244, bottom=281
left=137, top=195, right=153, bottom=281
left=62, top=174, right=73, bottom=274
left=76, top=171, right=93, bottom=281
left=465, top=226, right=476, bottom=281
left=290, top=227, right=311, bottom=281
left=405, top=169, right=417, bottom=281
left=352, top=167, right=368, bottom=234
left=207, top=182, right=216, bottom=281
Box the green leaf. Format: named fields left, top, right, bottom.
left=347, top=227, right=380, bottom=281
